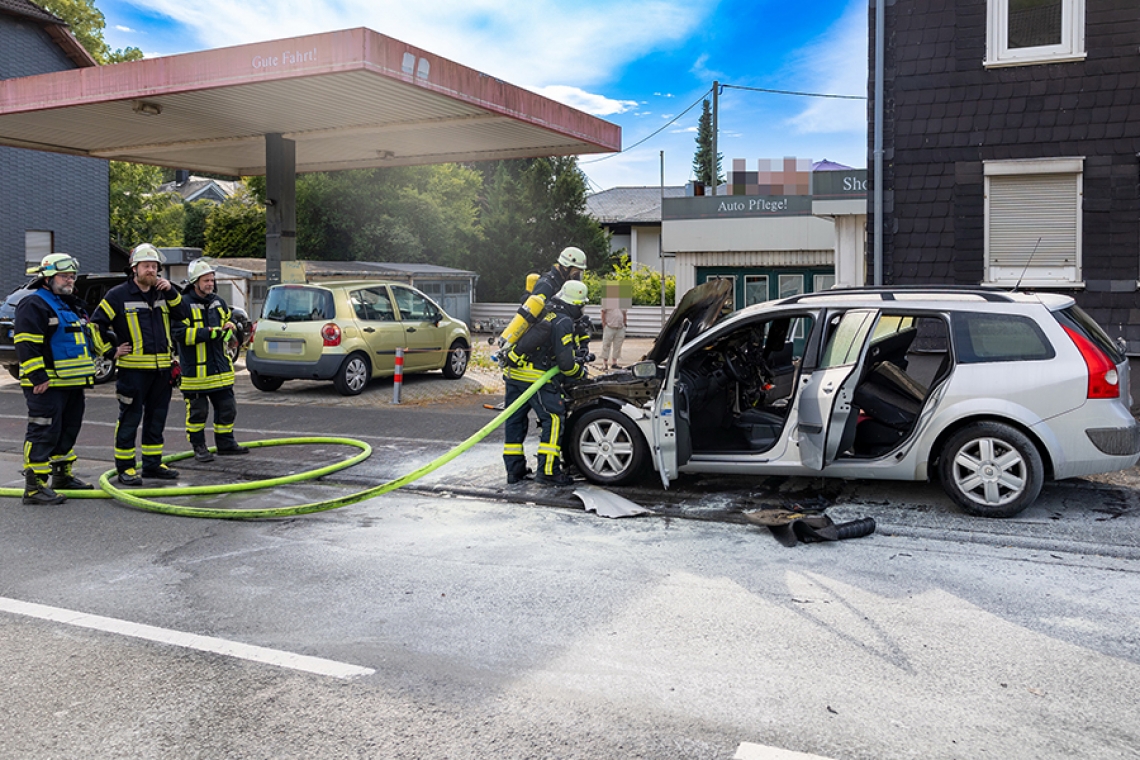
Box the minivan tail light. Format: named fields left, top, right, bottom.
left=1063, top=325, right=1119, bottom=399
left=321, top=323, right=342, bottom=347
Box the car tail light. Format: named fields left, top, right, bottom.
left=1064, top=325, right=1119, bottom=399
left=249, top=321, right=258, bottom=343
left=321, top=322, right=342, bottom=347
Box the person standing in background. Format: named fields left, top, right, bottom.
left=599, top=280, right=631, bottom=370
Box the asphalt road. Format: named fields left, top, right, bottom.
left=1, top=371, right=1139, bottom=758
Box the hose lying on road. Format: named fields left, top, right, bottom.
left=3, top=367, right=560, bottom=520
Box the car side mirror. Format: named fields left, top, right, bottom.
left=630, top=360, right=657, bottom=379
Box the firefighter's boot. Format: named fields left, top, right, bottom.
left=51, top=461, right=94, bottom=491
left=23, top=469, right=66, bottom=505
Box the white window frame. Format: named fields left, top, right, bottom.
left=984, top=157, right=1084, bottom=288
left=986, top=0, right=1085, bottom=68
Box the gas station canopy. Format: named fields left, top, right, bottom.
left=0, top=27, right=621, bottom=175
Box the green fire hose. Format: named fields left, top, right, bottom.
left=2, top=368, right=559, bottom=520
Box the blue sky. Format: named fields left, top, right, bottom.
left=99, top=0, right=869, bottom=192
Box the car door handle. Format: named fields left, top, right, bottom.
left=822, top=383, right=835, bottom=394
left=406, top=327, right=416, bottom=333
left=363, top=327, right=375, bottom=333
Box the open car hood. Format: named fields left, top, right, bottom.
left=644, top=279, right=734, bottom=364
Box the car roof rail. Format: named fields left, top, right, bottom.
left=781, top=285, right=1018, bottom=305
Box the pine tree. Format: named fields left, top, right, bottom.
left=692, top=98, right=723, bottom=188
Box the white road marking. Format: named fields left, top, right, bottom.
left=735, top=742, right=836, bottom=760
left=0, top=596, right=375, bottom=680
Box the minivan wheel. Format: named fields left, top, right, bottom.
left=570, top=407, right=648, bottom=486
left=334, top=353, right=370, bottom=396
left=938, top=421, right=1044, bottom=518
left=442, top=340, right=469, bottom=379
left=249, top=370, right=284, bottom=392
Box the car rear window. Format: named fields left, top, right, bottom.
left=1054, top=306, right=1125, bottom=364
left=950, top=312, right=1055, bottom=364
left=262, top=286, right=335, bottom=322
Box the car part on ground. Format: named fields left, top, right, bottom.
left=245, top=280, right=471, bottom=396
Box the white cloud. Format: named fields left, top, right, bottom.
left=128, top=0, right=715, bottom=89
left=115, top=25, right=136, bottom=33
left=529, top=86, right=638, bottom=117
left=785, top=0, right=868, bottom=135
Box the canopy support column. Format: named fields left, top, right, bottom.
left=265, top=133, right=296, bottom=286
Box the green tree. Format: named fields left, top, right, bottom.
left=203, top=187, right=266, bottom=258
left=692, top=98, right=723, bottom=189
left=109, top=161, right=182, bottom=247
left=472, top=157, right=609, bottom=301
left=294, top=164, right=482, bottom=267
left=182, top=199, right=213, bottom=249
left=37, top=0, right=143, bottom=64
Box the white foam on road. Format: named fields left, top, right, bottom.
left=0, top=596, right=375, bottom=680
left=735, top=742, right=836, bottom=760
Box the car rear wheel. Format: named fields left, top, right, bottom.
left=442, top=340, right=469, bottom=379
left=334, top=353, right=370, bottom=396
left=249, top=370, right=284, bottom=392
left=93, top=354, right=115, bottom=384
left=570, top=407, right=648, bottom=486
left=938, top=421, right=1044, bottom=518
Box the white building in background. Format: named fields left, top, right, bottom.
left=663, top=161, right=867, bottom=308
left=588, top=160, right=867, bottom=310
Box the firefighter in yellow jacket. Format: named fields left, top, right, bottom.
left=172, top=259, right=248, bottom=462
left=13, top=254, right=99, bottom=504
left=91, top=243, right=185, bottom=486
left=501, top=281, right=589, bottom=486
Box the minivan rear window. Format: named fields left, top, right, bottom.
left=262, top=286, right=335, bottom=322
left=951, top=312, right=1055, bottom=363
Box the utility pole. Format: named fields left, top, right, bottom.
left=710, top=80, right=718, bottom=196
left=660, top=150, right=666, bottom=324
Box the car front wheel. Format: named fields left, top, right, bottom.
left=570, top=407, right=648, bottom=486
left=938, top=421, right=1044, bottom=518
left=249, top=370, right=284, bottom=392
left=442, top=340, right=469, bottom=379
left=334, top=353, right=370, bottom=396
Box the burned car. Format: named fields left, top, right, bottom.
left=564, top=281, right=1140, bottom=518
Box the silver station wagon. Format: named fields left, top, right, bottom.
left=564, top=281, right=1140, bottom=517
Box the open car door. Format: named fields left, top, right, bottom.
left=797, top=309, right=878, bottom=470
left=650, top=320, right=691, bottom=489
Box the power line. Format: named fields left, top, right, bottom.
left=721, top=83, right=865, bottom=100
left=578, top=87, right=712, bottom=165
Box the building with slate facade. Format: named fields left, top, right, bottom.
left=869, top=0, right=1140, bottom=351
left=0, top=0, right=108, bottom=294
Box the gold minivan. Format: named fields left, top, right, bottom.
left=246, top=280, right=470, bottom=396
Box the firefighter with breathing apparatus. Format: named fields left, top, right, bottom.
left=496, top=246, right=587, bottom=357
left=501, top=280, right=591, bottom=486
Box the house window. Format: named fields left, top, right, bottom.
left=25, top=230, right=53, bottom=265
left=986, top=0, right=1084, bottom=67
left=984, top=158, right=1083, bottom=287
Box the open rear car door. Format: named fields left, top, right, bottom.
left=797, top=308, right=878, bottom=470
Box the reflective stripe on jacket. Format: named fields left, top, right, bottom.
left=172, top=289, right=235, bottom=391
left=14, top=287, right=96, bottom=388
left=92, top=279, right=182, bottom=371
